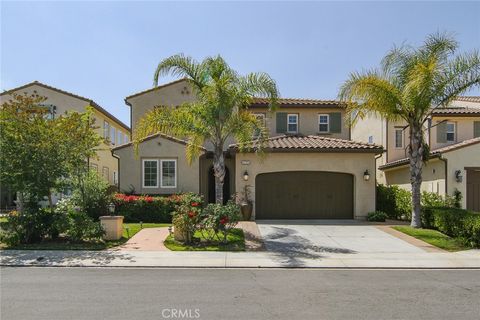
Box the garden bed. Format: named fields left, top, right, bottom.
left=164, top=228, right=245, bottom=251
left=0, top=223, right=169, bottom=250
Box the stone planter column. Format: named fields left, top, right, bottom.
left=99, top=216, right=124, bottom=240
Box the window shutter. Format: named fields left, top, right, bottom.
left=436, top=122, right=447, bottom=143
left=474, top=122, right=480, bottom=138
left=276, top=113, right=287, bottom=133
left=329, top=112, right=342, bottom=133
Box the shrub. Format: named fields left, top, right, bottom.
left=0, top=208, right=68, bottom=245
left=72, top=170, right=111, bottom=220
left=200, top=201, right=241, bottom=243
left=367, top=211, right=388, bottom=222
left=171, top=193, right=204, bottom=243
left=65, top=211, right=104, bottom=242
left=421, top=207, right=480, bottom=248
left=376, top=184, right=411, bottom=220
left=55, top=197, right=104, bottom=242
left=113, top=194, right=178, bottom=223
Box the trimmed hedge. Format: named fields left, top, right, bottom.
left=113, top=194, right=180, bottom=223
left=422, top=207, right=480, bottom=248
left=376, top=184, right=461, bottom=220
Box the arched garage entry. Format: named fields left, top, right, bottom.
left=255, top=171, right=354, bottom=219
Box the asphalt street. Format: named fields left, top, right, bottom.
left=1, top=268, right=479, bottom=320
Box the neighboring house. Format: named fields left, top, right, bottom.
left=0, top=81, right=131, bottom=190
left=113, top=79, right=382, bottom=220
left=351, top=97, right=480, bottom=212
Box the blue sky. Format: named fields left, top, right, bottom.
left=1, top=1, right=479, bottom=126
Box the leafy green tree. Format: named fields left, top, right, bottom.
left=134, top=54, right=279, bottom=204
left=0, top=92, right=102, bottom=212
left=339, top=33, right=480, bottom=227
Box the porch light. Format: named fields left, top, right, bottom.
left=243, top=170, right=249, bottom=181
left=455, top=170, right=463, bottom=183
left=108, top=202, right=115, bottom=215
left=363, top=170, right=370, bottom=181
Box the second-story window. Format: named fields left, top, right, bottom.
left=318, top=114, right=329, bottom=133
left=117, top=131, right=123, bottom=145
left=124, top=134, right=130, bottom=144
left=395, top=129, right=403, bottom=148
left=110, top=126, right=116, bottom=145
left=287, top=114, right=298, bottom=133
left=446, top=122, right=456, bottom=142
left=103, top=121, right=110, bottom=140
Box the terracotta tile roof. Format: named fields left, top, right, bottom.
left=230, top=135, right=383, bottom=153
left=432, top=107, right=480, bottom=116
left=251, top=97, right=344, bottom=108
left=112, top=132, right=207, bottom=151
left=1, top=81, right=130, bottom=131
left=455, top=96, right=480, bottom=103
left=379, top=137, right=480, bottom=170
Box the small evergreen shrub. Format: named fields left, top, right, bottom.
left=367, top=211, right=388, bottom=222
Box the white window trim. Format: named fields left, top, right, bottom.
left=142, top=159, right=159, bottom=188
left=287, top=114, right=298, bottom=133
left=113, top=171, right=118, bottom=185
left=318, top=114, right=330, bottom=133
left=446, top=122, right=456, bottom=142
left=110, top=126, right=116, bottom=145
left=103, top=121, right=110, bottom=140
left=394, top=128, right=404, bottom=149
left=160, top=159, right=177, bottom=188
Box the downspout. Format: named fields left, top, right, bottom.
left=111, top=150, right=120, bottom=190
left=438, top=153, right=448, bottom=195
left=374, top=151, right=384, bottom=211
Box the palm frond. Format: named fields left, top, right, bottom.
left=338, top=70, right=404, bottom=124
left=239, top=72, right=279, bottom=110
left=153, top=54, right=207, bottom=89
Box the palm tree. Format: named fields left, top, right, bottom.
left=339, top=33, right=480, bottom=227
left=133, top=54, right=279, bottom=204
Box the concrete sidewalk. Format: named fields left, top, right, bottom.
left=1, top=249, right=479, bottom=268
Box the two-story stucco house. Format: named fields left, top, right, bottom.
left=113, top=79, right=383, bottom=220
left=351, top=97, right=480, bottom=212
left=0, top=81, right=131, bottom=187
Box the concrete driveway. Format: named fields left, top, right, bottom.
left=257, top=220, right=425, bottom=260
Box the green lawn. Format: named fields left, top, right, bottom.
left=393, top=226, right=468, bottom=252
left=0, top=222, right=170, bottom=250
left=164, top=228, right=245, bottom=251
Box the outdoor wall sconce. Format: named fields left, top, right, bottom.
left=363, top=170, right=370, bottom=181
left=243, top=170, right=249, bottom=181
left=455, top=170, right=463, bottom=183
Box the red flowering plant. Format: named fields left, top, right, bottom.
left=112, top=193, right=174, bottom=223
left=200, top=201, right=241, bottom=243
left=171, top=193, right=204, bottom=244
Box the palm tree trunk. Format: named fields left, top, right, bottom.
left=409, top=122, right=424, bottom=228
left=213, top=146, right=226, bottom=204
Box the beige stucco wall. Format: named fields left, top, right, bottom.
left=382, top=143, right=480, bottom=209
left=443, top=143, right=480, bottom=209
left=234, top=152, right=377, bottom=219
left=383, top=159, right=446, bottom=195
left=113, top=135, right=201, bottom=194
left=430, top=116, right=480, bottom=150
left=0, top=84, right=127, bottom=185
left=127, top=80, right=196, bottom=132
left=251, top=107, right=350, bottom=140
left=350, top=113, right=387, bottom=184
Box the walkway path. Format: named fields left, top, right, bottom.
left=117, top=227, right=170, bottom=251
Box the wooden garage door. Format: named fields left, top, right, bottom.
left=255, top=171, right=354, bottom=219
left=467, top=169, right=480, bottom=212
